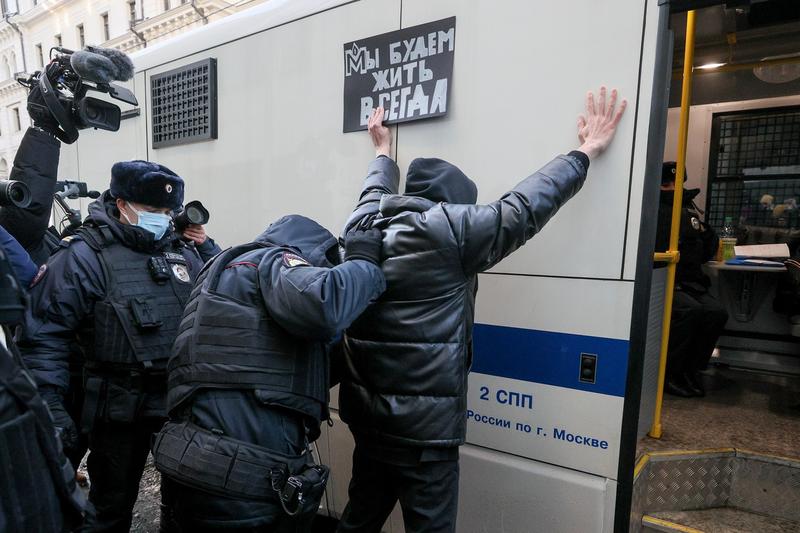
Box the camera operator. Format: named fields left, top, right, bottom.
left=14, top=45, right=221, bottom=531
left=9, top=49, right=221, bottom=484
left=0, top=231, right=89, bottom=531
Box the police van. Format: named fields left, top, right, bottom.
left=62, top=0, right=800, bottom=531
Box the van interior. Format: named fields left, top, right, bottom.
left=633, top=3, right=800, bottom=532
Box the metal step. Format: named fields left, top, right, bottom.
left=643, top=508, right=800, bottom=533
left=630, top=449, right=800, bottom=533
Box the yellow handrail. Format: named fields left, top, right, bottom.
left=649, top=10, right=696, bottom=439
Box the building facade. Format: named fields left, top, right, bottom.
left=0, top=0, right=264, bottom=176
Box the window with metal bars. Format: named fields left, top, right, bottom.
left=150, top=58, right=217, bottom=149
left=706, top=106, right=800, bottom=234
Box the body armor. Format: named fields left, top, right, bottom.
left=167, top=242, right=329, bottom=422
left=79, top=224, right=195, bottom=371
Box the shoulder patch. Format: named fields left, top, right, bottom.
left=30, top=264, right=47, bottom=287
left=164, top=252, right=186, bottom=263
left=282, top=252, right=311, bottom=268
left=59, top=235, right=78, bottom=247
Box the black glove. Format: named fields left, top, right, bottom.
left=39, top=386, right=79, bottom=456
left=344, top=228, right=383, bottom=265
left=26, top=64, right=64, bottom=137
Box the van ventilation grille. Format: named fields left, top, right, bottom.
left=151, top=58, right=217, bottom=149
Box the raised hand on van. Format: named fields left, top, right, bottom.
left=576, top=86, right=627, bottom=161
left=368, top=106, right=393, bottom=159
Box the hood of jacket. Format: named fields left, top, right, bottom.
left=85, top=190, right=178, bottom=253
left=404, top=158, right=478, bottom=205
left=255, top=214, right=338, bottom=267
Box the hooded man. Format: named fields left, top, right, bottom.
left=153, top=215, right=385, bottom=532
left=18, top=160, right=220, bottom=532
left=655, top=162, right=728, bottom=397
left=337, top=88, right=627, bottom=533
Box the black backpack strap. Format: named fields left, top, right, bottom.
left=75, top=223, right=114, bottom=252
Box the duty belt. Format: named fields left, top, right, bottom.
left=153, top=420, right=312, bottom=501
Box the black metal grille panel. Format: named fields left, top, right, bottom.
left=151, top=58, right=217, bottom=148
left=708, top=178, right=800, bottom=231
left=715, top=109, right=800, bottom=178
left=707, top=107, right=800, bottom=233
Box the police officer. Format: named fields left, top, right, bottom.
left=0, top=232, right=89, bottom=531
left=153, top=214, right=385, bottom=532
left=337, top=88, right=627, bottom=533
left=18, top=161, right=221, bottom=532
left=656, top=162, right=729, bottom=397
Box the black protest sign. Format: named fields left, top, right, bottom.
left=342, top=17, right=456, bottom=133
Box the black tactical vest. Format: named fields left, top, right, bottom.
left=167, top=243, right=329, bottom=422
left=0, top=334, right=86, bottom=532
left=78, top=224, right=196, bottom=371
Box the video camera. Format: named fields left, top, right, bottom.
left=0, top=180, right=31, bottom=208
left=18, top=46, right=138, bottom=144
left=173, top=201, right=210, bottom=233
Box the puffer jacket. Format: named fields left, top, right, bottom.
left=340, top=153, right=589, bottom=448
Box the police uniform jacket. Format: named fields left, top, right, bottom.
left=340, top=153, right=589, bottom=448
left=17, top=192, right=219, bottom=417
left=655, top=188, right=718, bottom=292
left=155, top=215, right=385, bottom=528
left=0, top=333, right=88, bottom=531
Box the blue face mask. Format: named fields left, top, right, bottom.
left=122, top=202, right=172, bottom=240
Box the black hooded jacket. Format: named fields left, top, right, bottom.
left=341, top=153, right=588, bottom=448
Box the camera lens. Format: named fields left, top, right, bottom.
left=0, top=180, right=31, bottom=208
left=186, top=205, right=203, bottom=224
left=9, top=186, right=25, bottom=204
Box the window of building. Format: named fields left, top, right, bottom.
left=101, top=13, right=109, bottom=41
left=35, top=43, right=43, bottom=68
left=163, top=0, right=169, bottom=11
left=12, top=108, right=21, bottom=132
left=55, top=34, right=62, bottom=48
left=128, top=0, right=136, bottom=24
left=77, top=24, right=85, bottom=48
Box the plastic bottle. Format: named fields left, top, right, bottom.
left=719, top=216, right=737, bottom=261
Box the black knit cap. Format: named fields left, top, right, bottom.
left=405, top=158, right=478, bottom=205
left=110, top=160, right=184, bottom=211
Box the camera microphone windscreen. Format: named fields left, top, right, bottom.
left=70, top=46, right=134, bottom=84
